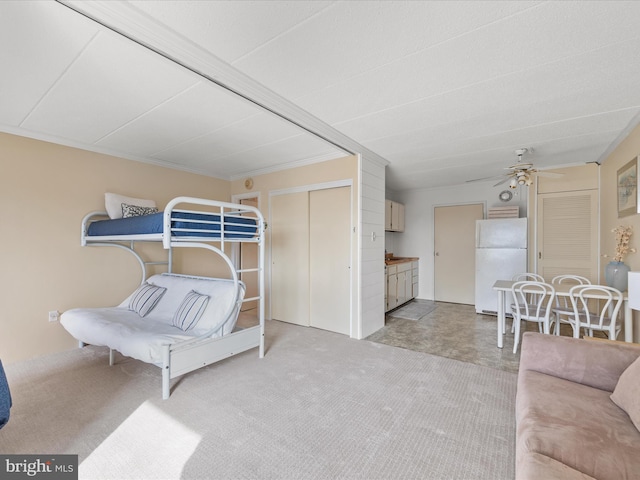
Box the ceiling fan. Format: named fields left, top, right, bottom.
left=468, top=148, right=563, bottom=188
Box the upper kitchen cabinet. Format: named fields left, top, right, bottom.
left=385, top=199, right=405, bottom=232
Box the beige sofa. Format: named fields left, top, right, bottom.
left=516, top=332, right=640, bottom=480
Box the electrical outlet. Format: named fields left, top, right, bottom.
left=48, top=310, right=59, bottom=322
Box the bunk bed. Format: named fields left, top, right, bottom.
left=61, top=196, right=265, bottom=399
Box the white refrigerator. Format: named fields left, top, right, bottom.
left=475, top=217, right=527, bottom=314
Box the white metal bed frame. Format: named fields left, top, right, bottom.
left=80, top=196, right=265, bottom=399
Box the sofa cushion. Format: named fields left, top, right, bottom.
left=517, top=370, right=640, bottom=480
left=519, top=332, right=640, bottom=392
left=517, top=452, right=596, bottom=480
left=610, top=355, right=640, bottom=431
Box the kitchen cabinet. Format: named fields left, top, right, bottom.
left=386, top=265, right=398, bottom=311
left=397, top=261, right=411, bottom=306
left=385, top=200, right=405, bottom=232
left=385, top=258, right=419, bottom=312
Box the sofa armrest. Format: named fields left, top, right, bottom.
left=519, top=332, right=640, bottom=392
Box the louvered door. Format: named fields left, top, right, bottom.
left=537, top=190, right=598, bottom=282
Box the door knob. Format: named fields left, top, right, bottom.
left=435, top=252, right=440, bottom=256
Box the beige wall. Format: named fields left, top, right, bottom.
left=0, top=133, right=230, bottom=363
left=600, top=123, right=640, bottom=342
left=1, top=134, right=358, bottom=363
left=230, top=155, right=357, bottom=199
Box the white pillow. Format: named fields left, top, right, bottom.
left=105, top=193, right=157, bottom=219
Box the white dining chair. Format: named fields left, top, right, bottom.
left=551, top=274, right=591, bottom=284
left=567, top=285, right=623, bottom=340
left=550, top=275, right=591, bottom=335
left=511, top=281, right=556, bottom=354
left=512, top=273, right=545, bottom=282
left=509, top=273, right=546, bottom=334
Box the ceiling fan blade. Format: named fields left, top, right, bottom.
left=493, top=177, right=511, bottom=187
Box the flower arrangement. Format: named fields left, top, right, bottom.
left=611, top=225, right=636, bottom=262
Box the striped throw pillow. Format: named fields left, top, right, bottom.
left=173, top=290, right=210, bottom=331
left=128, top=283, right=167, bottom=317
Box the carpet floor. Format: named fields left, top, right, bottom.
left=0, top=320, right=516, bottom=480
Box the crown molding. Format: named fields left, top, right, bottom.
left=57, top=0, right=389, bottom=168
left=597, top=109, right=640, bottom=165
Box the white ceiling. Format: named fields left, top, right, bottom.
left=3, top=1, right=640, bottom=191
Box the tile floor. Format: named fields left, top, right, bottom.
left=365, top=300, right=601, bottom=373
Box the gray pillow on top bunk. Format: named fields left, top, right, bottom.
left=122, top=203, right=159, bottom=218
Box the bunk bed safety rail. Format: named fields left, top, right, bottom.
left=162, top=196, right=264, bottom=250
left=81, top=211, right=110, bottom=246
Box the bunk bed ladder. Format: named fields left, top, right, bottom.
left=237, top=266, right=261, bottom=304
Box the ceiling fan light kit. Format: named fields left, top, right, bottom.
left=468, top=147, right=563, bottom=187
left=514, top=148, right=529, bottom=157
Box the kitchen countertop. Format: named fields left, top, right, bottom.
left=385, top=256, right=419, bottom=266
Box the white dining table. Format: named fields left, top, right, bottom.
left=492, top=280, right=633, bottom=348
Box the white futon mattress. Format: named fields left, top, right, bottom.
left=61, top=307, right=196, bottom=365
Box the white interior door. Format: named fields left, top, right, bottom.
left=434, top=203, right=484, bottom=304
left=270, top=192, right=310, bottom=326
left=309, top=187, right=351, bottom=335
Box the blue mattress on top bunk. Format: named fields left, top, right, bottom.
left=87, top=211, right=258, bottom=238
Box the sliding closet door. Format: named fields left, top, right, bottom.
left=271, top=192, right=310, bottom=326
left=309, top=187, right=351, bottom=335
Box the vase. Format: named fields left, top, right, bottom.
left=605, top=261, right=630, bottom=292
